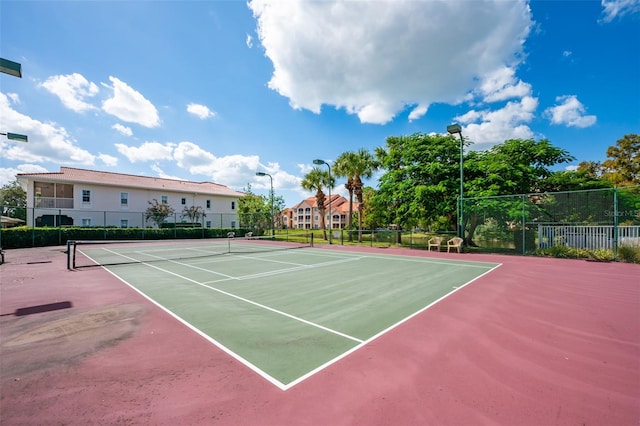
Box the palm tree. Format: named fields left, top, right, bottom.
left=301, top=167, right=334, bottom=240
left=334, top=151, right=358, bottom=241
left=334, top=148, right=378, bottom=242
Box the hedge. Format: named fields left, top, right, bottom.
left=0, top=226, right=247, bottom=249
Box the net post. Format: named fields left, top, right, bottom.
left=310, top=232, right=314, bottom=247
left=66, top=240, right=72, bottom=270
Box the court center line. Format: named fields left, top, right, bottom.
left=99, top=248, right=364, bottom=344
left=295, top=249, right=497, bottom=268
left=136, top=248, right=363, bottom=281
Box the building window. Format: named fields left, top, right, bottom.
left=120, top=192, right=128, bottom=207
left=231, top=201, right=235, bottom=210
left=161, top=195, right=168, bottom=204
left=120, top=219, right=128, bottom=228
left=81, top=218, right=92, bottom=227
left=206, top=199, right=211, bottom=209
left=82, top=189, right=91, bottom=205
left=231, top=220, right=236, bottom=228
left=205, top=221, right=211, bottom=228
left=181, top=197, right=186, bottom=205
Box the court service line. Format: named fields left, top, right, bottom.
left=135, top=248, right=363, bottom=282
left=235, top=256, right=363, bottom=280
left=283, top=262, right=503, bottom=390
left=100, top=248, right=364, bottom=345
left=295, top=249, right=497, bottom=268
left=136, top=251, right=238, bottom=280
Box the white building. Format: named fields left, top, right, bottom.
left=17, top=167, right=245, bottom=229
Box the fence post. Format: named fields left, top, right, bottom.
left=58, top=209, right=62, bottom=245
left=31, top=207, right=35, bottom=247
left=521, top=195, right=526, bottom=255
left=613, top=187, right=618, bottom=260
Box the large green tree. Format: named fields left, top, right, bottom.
left=238, top=183, right=284, bottom=233
left=374, top=132, right=465, bottom=233
left=0, top=179, right=27, bottom=221
left=602, top=134, right=639, bottom=186
left=463, top=139, right=575, bottom=245
left=333, top=148, right=378, bottom=241
left=464, top=139, right=575, bottom=197
left=301, top=167, right=334, bottom=240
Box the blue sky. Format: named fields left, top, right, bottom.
left=1, top=0, right=639, bottom=207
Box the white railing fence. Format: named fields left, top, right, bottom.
left=538, top=225, right=640, bottom=250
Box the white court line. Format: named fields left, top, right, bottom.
left=291, top=249, right=497, bottom=269
left=85, top=246, right=501, bottom=391
left=132, top=248, right=363, bottom=282
left=283, top=262, right=503, bottom=389
left=99, top=248, right=364, bottom=346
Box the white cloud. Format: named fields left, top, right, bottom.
left=0, top=92, right=95, bottom=165
left=545, top=95, right=597, bottom=128
left=40, top=73, right=99, bottom=112
left=102, top=77, right=160, bottom=128
left=150, top=164, right=185, bottom=181
left=254, top=162, right=302, bottom=193
left=186, top=103, right=216, bottom=119
left=112, top=123, right=133, bottom=136
left=6, top=93, right=20, bottom=104
left=0, top=164, right=48, bottom=186
left=408, top=104, right=428, bottom=122
left=476, top=66, right=532, bottom=103
left=600, top=0, right=640, bottom=23
left=456, top=96, right=538, bottom=145
left=248, top=0, right=532, bottom=124
left=246, top=33, right=253, bottom=48
left=115, top=141, right=175, bottom=162
left=98, top=153, right=118, bottom=167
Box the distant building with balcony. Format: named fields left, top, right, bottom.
left=17, top=167, right=244, bottom=228
left=284, top=194, right=350, bottom=230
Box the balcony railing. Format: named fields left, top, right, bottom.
left=34, top=197, right=74, bottom=209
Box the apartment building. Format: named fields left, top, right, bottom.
left=284, top=194, right=351, bottom=230
left=17, top=167, right=244, bottom=228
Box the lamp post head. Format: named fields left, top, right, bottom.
left=1, top=132, right=28, bottom=142
left=255, top=172, right=266, bottom=177
left=313, top=159, right=326, bottom=166
left=0, top=58, right=22, bottom=78
left=447, top=123, right=462, bottom=135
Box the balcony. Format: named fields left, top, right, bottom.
left=35, top=197, right=74, bottom=209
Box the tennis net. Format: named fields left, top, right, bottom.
left=67, top=233, right=314, bottom=269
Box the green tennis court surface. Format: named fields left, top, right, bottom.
left=77, top=240, right=500, bottom=389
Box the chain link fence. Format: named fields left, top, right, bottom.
left=462, top=186, right=640, bottom=255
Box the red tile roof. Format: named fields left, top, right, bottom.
left=17, top=167, right=244, bottom=197
left=290, top=194, right=349, bottom=213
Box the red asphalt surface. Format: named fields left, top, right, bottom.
left=1, top=245, right=638, bottom=425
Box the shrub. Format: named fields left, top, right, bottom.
left=618, top=244, right=640, bottom=264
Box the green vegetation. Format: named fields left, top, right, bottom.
left=617, top=243, right=640, bottom=263
left=0, top=226, right=241, bottom=249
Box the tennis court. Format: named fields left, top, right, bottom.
left=71, top=236, right=499, bottom=389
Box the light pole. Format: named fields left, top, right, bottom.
left=447, top=123, right=464, bottom=240
left=313, top=159, right=332, bottom=244
left=255, top=172, right=274, bottom=237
